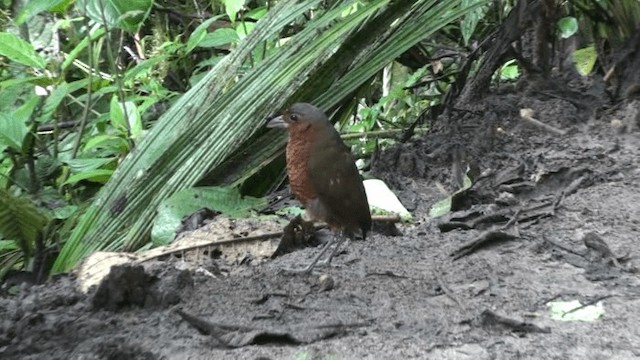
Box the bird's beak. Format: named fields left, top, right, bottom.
left=267, top=115, right=288, bottom=129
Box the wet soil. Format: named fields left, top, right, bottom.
left=2, top=81, right=640, bottom=360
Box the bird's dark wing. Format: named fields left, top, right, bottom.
left=307, top=134, right=371, bottom=235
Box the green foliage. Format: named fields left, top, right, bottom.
left=0, top=0, right=493, bottom=276
left=573, top=46, right=597, bottom=76
left=558, top=16, right=578, bottom=39
left=223, top=0, right=246, bottom=23
left=428, top=175, right=472, bottom=218
left=15, top=0, right=73, bottom=24
left=0, top=113, right=29, bottom=153
left=461, top=0, right=489, bottom=46
left=0, top=188, right=50, bottom=278
left=151, top=186, right=267, bottom=245
left=0, top=32, right=46, bottom=68
left=77, top=0, right=153, bottom=32
left=9, top=0, right=613, bottom=277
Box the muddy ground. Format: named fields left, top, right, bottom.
left=2, top=78, right=640, bottom=359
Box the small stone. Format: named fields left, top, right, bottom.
left=318, top=274, right=335, bottom=291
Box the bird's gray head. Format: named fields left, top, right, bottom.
left=266, top=103, right=329, bottom=129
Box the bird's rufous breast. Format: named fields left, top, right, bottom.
left=285, top=125, right=318, bottom=208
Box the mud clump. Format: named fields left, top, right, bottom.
left=91, top=264, right=193, bottom=310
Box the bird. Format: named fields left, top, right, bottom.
left=267, top=103, right=371, bottom=273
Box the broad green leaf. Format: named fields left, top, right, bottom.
left=84, top=134, right=129, bottom=152
left=236, top=22, right=256, bottom=39
left=64, top=158, right=116, bottom=173
left=50, top=0, right=74, bottom=12
left=109, top=98, right=142, bottom=140
left=0, top=76, right=52, bottom=90
left=63, top=169, right=114, bottom=185
left=246, top=6, right=267, bottom=20
left=151, top=186, right=267, bottom=245
left=573, top=46, right=597, bottom=76
left=15, top=0, right=72, bottom=24
left=61, top=25, right=106, bottom=71
left=499, top=59, right=519, bottom=80
left=224, top=0, right=245, bottom=22
left=0, top=32, right=46, bottom=69
left=41, top=82, right=70, bottom=123
left=110, top=96, right=127, bottom=132
left=0, top=188, right=49, bottom=256
left=0, top=114, right=29, bottom=153
left=558, top=17, right=578, bottom=39
left=13, top=95, right=40, bottom=126
left=275, top=206, right=305, bottom=217
left=125, top=102, right=143, bottom=140
left=429, top=175, right=473, bottom=218
left=429, top=196, right=453, bottom=218
left=0, top=240, right=18, bottom=250
left=76, top=0, right=152, bottom=32
left=461, top=0, right=488, bottom=46
left=198, top=28, right=240, bottom=48
left=186, top=15, right=226, bottom=53
left=49, top=205, right=79, bottom=220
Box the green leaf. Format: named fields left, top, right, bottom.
left=0, top=240, right=19, bottom=251
left=429, top=175, right=472, bottom=218
left=223, top=0, right=245, bottom=23
left=64, top=158, right=116, bottom=173
left=84, top=134, right=129, bottom=152
left=0, top=188, right=49, bottom=256
left=61, top=25, right=106, bottom=71
left=0, top=113, right=29, bottom=153
left=429, top=196, right=453, bottom=218
left=15, top=0, right=72, bottom=24
left=110, top=97, right=142, bottom=140
left=573, top=46, right=597, bottom=76
left=76, top=0, right=152, bottom=32
left=126, top=102, right=143, bottom=140
left=63, top=169, right=114, bottom=185
left=198, top=28, right=240, bottom=48
left=499, top=59, right=519, bottom=80
left=557, top=16, right=578, bottom=39
left=13, top=95, right=40, bottom=126
left=0, top=32, right=46, bottom=69
left=236, top=22, right=256, bottom=39
left=41, top=82, right=70, bottom=123
left=151, top=186, right=267, bottom=245
left=186, top=15, right=226, bottom=53
left=246, top=6, right=267, bottom=20
left=49, top=205, right=79, bottom=220
left=460, top=0, right=488, bottom=46
left=110, top=96, right=127, bottom=132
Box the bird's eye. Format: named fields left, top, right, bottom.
left=290, top=113, right=299, bottom=122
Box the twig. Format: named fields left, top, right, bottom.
left=450, top=230, right=518, bottom=260
left=340, top=127, right=428, bottom=140
left=480, top=309, right=550, bottom=334
left=561, top=295, right=613, bottom=318
left=71, top=3, right=94, bottom=160
left=519, top=108, right=567, bottom=136
left=435, top=267, right=464, bottom=310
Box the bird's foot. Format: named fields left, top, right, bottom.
left=279, top=235, right=348, bottom=275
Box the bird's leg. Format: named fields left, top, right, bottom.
left=282, top=232, right=339, bottom=274
left=318, top=231, right=348, bottom=266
